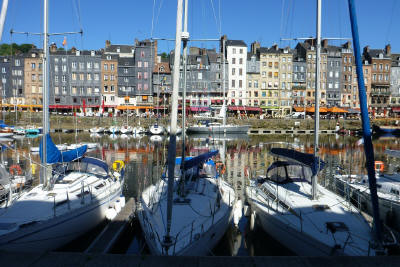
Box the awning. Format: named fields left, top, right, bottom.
left=327, top=107, right=348, bottom=113
left=245, top=107, right=262, bottom=112
left=346, top=108, right=361, bottom=114
left=116, top=105, right=153, bottom=110
left=49, top=105, right=81, bottom=109
left=190, top=106, right=210, bottom=112
left=306, top=106, right=328, bottom=113
left=293, top=107, right=305, bottom=112
left=260, top=106, right=279, bottom=110
left=153, top=106, right=168, bottom=110
left=228, top=106, right=246, bottom=111
left=392, top=107, right=400, bottom=112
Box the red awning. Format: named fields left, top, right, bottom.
left=392, top=107, right=400, bottom=112
left=245, top=107, right=262, bottom=112
left=228, top=106, right=245, bottom=111
left=190, top=106, right=210, bottom=112
left=211, top=99, right=216, bottom=103
left=49, top=105, right=80, bottom=109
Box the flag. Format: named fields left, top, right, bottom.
left=62, top=37, right=67, bottom=47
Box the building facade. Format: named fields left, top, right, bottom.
left=24, top=49, right=43, bottom=107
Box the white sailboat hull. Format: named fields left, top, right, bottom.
left=0, top=187, right=122, bottom=252
left=138, top=179, right=235, bottom=256
left=247, top=188, right=343, bottom=256
left=149, top=125, right=165, bottom=135
left=89, top=127, right=104, bottom=134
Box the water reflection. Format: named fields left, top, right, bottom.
left=2, top=133, right=400, bottom=255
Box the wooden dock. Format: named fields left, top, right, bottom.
left=85, top=197, right=136, bottom=254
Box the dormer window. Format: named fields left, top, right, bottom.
left=107, top=55, right=111, bottom=60
left=32, top=53, right=36, bottom=58
left=117, top=47, right=120, bottom=53
left=76, top=50, right=80, bottom=56
left=160, top=66, right=165, bottom=72
left=379, top=53, right=383, bottom=59
left=91, top=50, right=95, bottom=56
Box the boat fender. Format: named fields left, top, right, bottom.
left=249, top=211, right=256, bottom=231
left=31, top=163, right=37, bottom=175
left=105, top=207, right=117, bottom=220
left=114, top=200, right=121, bottom=213
left=119, top=196, right=126, bottom=208
left=112, top=160, right=125, bottom=172
left=9, top=164, right=23, bottom=176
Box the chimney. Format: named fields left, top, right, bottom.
left=50, top=43, right=57, bottom=53
left=322, top=39, right=328, bottom=48
left=344, top=41, right=351, bottom=49
left=385, top=44, right=391, bottom=56
left=272, top=44, right=278, bottom=51
left=71, top=46, right=77, bottom=54
left=154, top=40, right=158, bottom=63
left=363, top=46, right=370, bottom=55
left=105, top=40, right=111, bottom=48
left=134, top=38, right=139, bottom=46
left=220, top=35, right=227, bottom=53
left=251, top=41, right=260, bottom=55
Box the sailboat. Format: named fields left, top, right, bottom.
left=138, top=0, right=235, bottom=255
left=245, top=0, right=396, bottom=256
left=0, top=0, right=125, bottom=252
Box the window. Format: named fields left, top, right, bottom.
left=31, top=74, right=36, bottom=81
left=144, top=62, right=148, bottom=68
left=31, top=63, right=36, bottom=69
left=1, top=67, right=5, bottom=73
left=231, top=80, right=235, bottom=87
left=87, top=62, right=92, bottom=69
left=239, top=80, right=242, bottom=88
left=94, top=62, right=99, bottom=69
left=124, top=68, right=128, bottom=74
left=54, top=58, right=59, bottom=63
left=144, top=84, right=148, bottom=90
left=138, top=72, right=142, bottom=79
left=232, top=58, right=236, bottom=64
left=62, top=57, right=66, bottom=62
left=72, top=73, right=77, bottom=80
left=104, top=74, right=108, bottom=81
left=198, top=73, right=202, bottom=80
left=373, top=64, right=377, bottom=70
left=55, top=75, right=58, bottom=82
left=137, top=61, right=142, bottom=68
left=87, top=87, right=92, bottom=94
left=232, top=48, right=236, bottom=54
left=239, top=68, right=243, bottom=76
left=54, top=65, right=58, bottom=72
left=111, top=64, right=115, bottom=70
left=232, top=68, right=235, bottom=75
left=110, top=75, right=115, bottom=81
left=239, top=48, right=243, bottom=54
left=79, top=73, right=84, bottom=81
left=62, top=65, right=67, bottom=72
left=141, top=51, right=145, bottom=57
left=15, top=59, right=20, bottom=66
left=379, top=64, right=383, bottom=70
left=80, top=87, right=84, bottom=95
left=72, top=62, right=77, bottom=69
left=94, top=73, right=99, bottom=81
left=104, top=85, right=108, bottom=92
left=111, top=86, right=115, bottom=92
left=254, top=81, right=258, bottom=88
left=62, top=86, right=67, bottom=94
left=239, top=58, right=243, bottom=64
left=72, top=87, right=77, bottom=94
left=104, top=64, right=108, bottom=70
left=79, top=62, right=84, bottom=69
left=87, top=73, right=92, bottom=80
left=32, top=85, right=36, bottom=93
left=138, top=83, right=142, bottom=90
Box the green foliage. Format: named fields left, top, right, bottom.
left=161, top=52, right=168, bottom=59
left=0, top=43, right=34, bottom=55
left=57, top=47, right=65, bottom=51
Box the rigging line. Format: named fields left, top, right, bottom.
left=150, top=0, right=156, bottom=38
left=283, top=0, right=292, bottom=45
left=385, top=0, right=396, bottom=45
left=279, top=0, right=286, bottom=47
left=155, top=0, right=164, bottom=37
left=218, top=0, right=221, bottom=37
left=338, top=0, right=343, bottom=44
left=289, top=0, right=296, bottom=48
left=209, top=0, right=220, bottom=37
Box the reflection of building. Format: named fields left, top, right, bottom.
left=390, top=53, right=400, bottom=115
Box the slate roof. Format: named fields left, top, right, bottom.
left=105, top=45, right=134, bottom=54
left=226, top=40, right=247, bottom=47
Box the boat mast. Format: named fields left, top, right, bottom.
left=347, top=0, right=382, bottom=243
left=41, top=0, right=50, bottom=187
left=164, top=0, right=183, bottom=249
left=222, top=38, right=226, bottom=127
left=311, top=0, right=321, bottom=200
left=180, top=0, right=188, bottom=196
left=0, top=0, right=9, bottom=42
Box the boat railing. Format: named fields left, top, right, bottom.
left=141, top=188, right=228, bottom=255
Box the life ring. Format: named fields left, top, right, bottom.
left=112, top=160, right=125, bottom=172
left=10, top=164, right=23, bottom=176
left=216, top=162, right=226, bottom=175
left=374, top=161, right=384, bottom=173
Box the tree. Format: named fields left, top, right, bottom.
left=161, top=52, right=168, bottom=60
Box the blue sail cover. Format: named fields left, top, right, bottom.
left=40, top=133, right=87, bottom=164
left=182, top=150, right=218, bottom=170
left=0, top=120, right=12, bottom=129
left=270, top=148, right=325, bottom=175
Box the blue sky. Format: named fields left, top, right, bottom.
left=1, top=0, right=399, bottom=53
